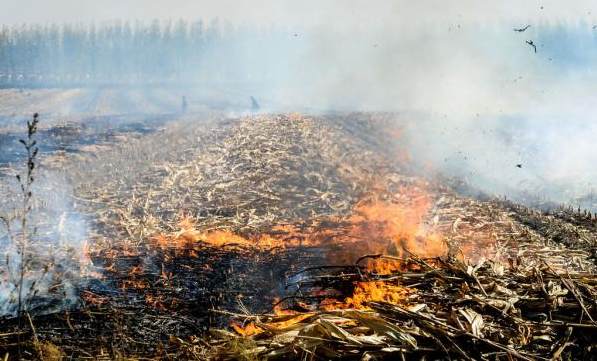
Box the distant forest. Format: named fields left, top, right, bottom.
left=0, top=19, right=301, bottom=86
left=0, top=19, right=596, bottom=87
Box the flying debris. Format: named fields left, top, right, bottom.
left=514, top=25, right=531, bottom=32
left=526, top=40, right=537, bottom=53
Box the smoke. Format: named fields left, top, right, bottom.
left=231, top=15, right=597, bottom=210
left=251, top=14, right=596, bottom=210
left=0, top=170, right=91, bottom=316
left=2, top=0, right=597, bottom=28
left=2, top=13, right=596, bottom=209
left=2, top=2, right=597, bottom=233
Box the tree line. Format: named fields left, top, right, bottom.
left=0, top=19, right=299, bottom=86
left=0, top=19, right=596, bottom=87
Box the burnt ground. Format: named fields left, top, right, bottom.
left=0, top=113, right=175, bottom=176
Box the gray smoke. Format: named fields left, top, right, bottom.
left=0, top=170, right=91, bottom=316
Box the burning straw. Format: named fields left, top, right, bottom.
left=1, top=114, right=596, bottom=360
left=203, top=251, right=597, bottom=360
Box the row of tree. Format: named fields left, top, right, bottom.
left=0, top=19, right=596, bottom=86
left=0, top=19, right=300, bottom=85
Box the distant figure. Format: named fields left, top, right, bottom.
left=250, top=95, right=260, bottom=114
left=181, top=95, right=188, bottom=113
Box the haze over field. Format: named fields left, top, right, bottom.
left=2, top=0, right=597, bottom=207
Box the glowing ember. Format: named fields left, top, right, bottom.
left=81, top=291, right=108, bottom=306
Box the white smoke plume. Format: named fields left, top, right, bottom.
left=0, top=170, right=91, bottom=316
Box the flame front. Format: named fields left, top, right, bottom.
left=152, top=185, right=446, bottom=264
left=89, top=184, right=450, bottom=318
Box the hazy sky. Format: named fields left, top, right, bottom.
left=1, top=0, right=597, bottom=27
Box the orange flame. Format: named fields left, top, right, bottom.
left=322, top=281, right=412, bottom=310
left=152, top=219, right=287, bottom=252
left=151, top=185, right=447, bottom=276
left=231, top=322, right=264, bottom=336
left=346, top=187, right=445, bottom=258
left=98, top=184, right=455, bottom=316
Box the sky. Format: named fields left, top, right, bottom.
left=2, top=0, right=597, bottom=28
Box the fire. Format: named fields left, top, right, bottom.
left=231, top=313, right=315, bottom=336
left=231, top=322, right=264, bottom=336
left=97, top=183, right=449, bottom=316
left=262, top=313, right=314, bottom=331
left=263, top=185, right=446, bottom=270
left=321, top=281, right=412, bottom=310
left=345, top=186, right=445, bottom=260
left=152, top=219, right=287, bottom=252
left=271, top=297, right=301, bottom=316
left=81, top=290, right=108, bottom=306
left=160, top=186, right=443, bottom=252
left=146, top=185, right=447, bottom=281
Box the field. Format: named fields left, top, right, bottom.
left=0, top=89, right=596, bottom=360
